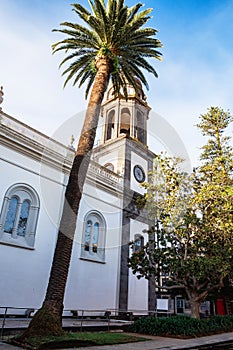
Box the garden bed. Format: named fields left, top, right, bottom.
left=128, top=315, right=233, bottom=338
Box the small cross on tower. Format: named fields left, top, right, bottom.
left=0, top=86, right=4, bottom=110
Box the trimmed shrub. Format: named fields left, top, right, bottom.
left=129, top=315, right=233, bottom=337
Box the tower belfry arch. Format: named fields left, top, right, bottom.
left=100, top=80, right=151, bottom=147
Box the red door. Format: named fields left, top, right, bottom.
left=215, top=299, right=226, bottom=315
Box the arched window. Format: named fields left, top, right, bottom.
left=120, top=108, right=131, bottom=136
left=104, top=163, right=114, bottom=172
left=0, top=184, right=40, bottom=249
left=84, top=220, right=92, bottom=251
left=106, top=110, right=115, bottom=141
left=17, top=200, right=30, bottom=237
left=135, top=111, right=145, bottom=143
left=134, top=234, right=144, bottom=252
left=4, top=196, right=18, bottom=233
left=81, top=211, right=106, bottom=263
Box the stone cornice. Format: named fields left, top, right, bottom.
left=92, top=134, right=156, bottom=160
left=0, top=111, right=74, bottom=174
left=101, top=95, right=151, bottom=110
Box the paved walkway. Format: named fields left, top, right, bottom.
left=1, top=318, right=233, bottom=349
left=1, top=332, right=233, bottom=350
left=0, top=332, right=233, bottom=350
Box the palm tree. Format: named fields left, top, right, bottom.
left=18, top=0, right=162, bottom=340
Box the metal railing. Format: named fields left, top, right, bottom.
left=0, top=306, right=166, bottom=339
left=0, top=307, right=129, bottom=338
left=0, top=307, right=36, bottom=339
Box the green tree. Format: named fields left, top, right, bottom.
left=195, top=107, right=233, bottom=242
left=17, top=0, right=162, bottom=341
left=128, top=108, right=233, bottom=318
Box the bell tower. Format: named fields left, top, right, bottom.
left=101, top=81, right=149, bottom=146
left=92, top=81, right=156, bottom=313
left=93, top=80, right=154, bottom=182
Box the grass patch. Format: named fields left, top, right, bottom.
left=9, top=331, right=148, bottom=349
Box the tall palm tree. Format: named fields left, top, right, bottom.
left=18, top=0, right=162, bottom=340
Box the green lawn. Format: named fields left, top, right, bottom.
left=10, top=331, right=148, bottom=349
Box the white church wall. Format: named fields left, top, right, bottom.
left=0, top=132, right=124, bottom=312
left=65, top=243, right=120, bottom=311
left=92, top=138, right=128, bottom=177
left=94, top=149, right=120, bottom=173
left=0, top=154, right=65, bottom=309
left=128, top=219, right=148, bottom=311
left=64, top=182, right=123, bottom=311
left=0, top=130, right=70, bottom=310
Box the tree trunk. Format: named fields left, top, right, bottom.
left=17, top=56, right=111, bottom=341
left=186, top=289, right=201, bottom=319
left=189, top=299, right=201, bottom=319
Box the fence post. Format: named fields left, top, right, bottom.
left=80, top=310, right=84, bottom=332
left=1, top=307, right=8, bottom=339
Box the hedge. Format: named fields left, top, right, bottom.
left=129, top=315, right=233, bottom=337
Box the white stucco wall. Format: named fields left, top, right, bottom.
left=0, top=146, right=65, bottom=310
left=64, top=182, right=123, bottom=311
left=128, top=219, right=148, bottom=312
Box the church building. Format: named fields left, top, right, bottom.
left=0, top=82, right=156, bottom=315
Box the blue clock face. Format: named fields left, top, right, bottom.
left=133, top=165, right=145, bottom=183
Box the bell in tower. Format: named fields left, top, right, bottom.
left=119, top=108, right=130, bottom=136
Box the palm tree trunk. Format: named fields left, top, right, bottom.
left=17, top=56, right=111, bottom=340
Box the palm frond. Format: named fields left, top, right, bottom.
left=61, top=55, right=93, bottom=86
left=84, top=73, right=96, bottom=99
left=106, top=0, right=117, bottom=23
left=78, top=69, right=94, bottom=88
left=111, top=72, right=128, bottom=99
left=120, top=59, right=149, bottom=89
left=127, top=3, right=143, bottom=23
left=53, top=0, right=162, bottom=98
left=93, top=0, right=109, bottom=27
left=71, top=63, right=93, bottom=87
left=72, top=3, right=92, bottom=22
left=133, top=55, right=159, bottom=77
left=110, top=7, right=128, bottom=45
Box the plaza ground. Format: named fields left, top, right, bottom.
left=1, top=317, right=233, bottom=349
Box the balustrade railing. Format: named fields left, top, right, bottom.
left=88, top=161, right=122, bottom=185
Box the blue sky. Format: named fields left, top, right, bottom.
left=1, top=0, right=233, bottom=167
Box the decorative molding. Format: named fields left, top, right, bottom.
left=0, top=111, right=74, bottom=174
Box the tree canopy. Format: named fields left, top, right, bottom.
left=128, top=107, right=233, bottom=318
left=52, top=0, right=162, bottom=98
